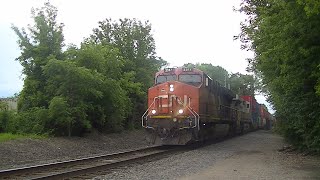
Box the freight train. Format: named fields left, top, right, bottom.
left=142, top=67, right=273, bottom=145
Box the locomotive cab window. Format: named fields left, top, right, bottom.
left=179, top=74, right=202, bottom=85
left=156, top=75, right=177, bottom=84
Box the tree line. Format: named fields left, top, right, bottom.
left=0, top=2, right=258, bottom=137
left=0, top=2, right=165, bottom=136
left=183, top=63, right=259, bottom=96
left=238, top=0, right=320, bottom=152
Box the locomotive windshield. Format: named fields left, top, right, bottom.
left=156, top=75, right=177, bottom=84
left=179, top=74, right=202, bottom=83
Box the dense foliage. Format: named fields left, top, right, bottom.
left=229, top=73, right=259, bottom=96
left=0, top=2, right=166, bottom=136
left=238, top=0, right=320, bottom=152
left=89, top=18, right=167, bottom=127
left=184, top=63, right=258, bottom=96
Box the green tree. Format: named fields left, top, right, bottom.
left=48, top=97, right=72, bottom=136
left=0, top=101, right=8, bottom=111
left=238, top=0, right=320, bottom=152
left=183, top=63, right=229, bottom=85
left=75, top=43, right=124, bottom=79
left=43, top=56, right=130, bottom=134
left=229, top=73, right=258, bottom=96
left=90, top=18, right=166, bottom=89
left=72, top=43, right=133, bottom=131
left=297, top=0, right=320, bottom=16
left=6, top=107, right=48, bottom=134
left=89, top=18, right=166, bottom=127
left=12, top=2, right=64, bottom=110
left=11, top=3, right=166, bottom=135
left=183, top=62, right=258, bottom=95
left=0, top=101, right=10, bottom=132
left=43, top=59, right=99, bottom=134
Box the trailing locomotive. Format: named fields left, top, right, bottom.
left=142, top=67, right=269, bottom=145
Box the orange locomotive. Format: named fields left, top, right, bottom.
left=142, top=67, right=252, bottom=145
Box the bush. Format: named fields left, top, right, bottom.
left=6, top=108, right=48, bottom=134
left=0, top=110, right=16, bottom=132
left=47, top=96, right=73, bottom=136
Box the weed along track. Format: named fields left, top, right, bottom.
left=0, top=146, right=181, bottom=179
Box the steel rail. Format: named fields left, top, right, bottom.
left=0, top=146, right=174, bottom=179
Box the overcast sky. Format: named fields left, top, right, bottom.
left=0, top=0, right=270, bottom=110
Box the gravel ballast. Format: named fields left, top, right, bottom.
left=0, top=130, right=150, bottom=170
left=93, top=130, right=320, bottom=180
left=1, top=130, right=319, bottom=179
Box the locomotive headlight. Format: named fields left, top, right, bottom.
left=169, top=84, right=174, bottom=92
left=151, top=109, right=156, bottom=114
left=178, top=109, right=184, bottom=114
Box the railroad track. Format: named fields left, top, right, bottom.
left=0, top=146, right=180, bottom=179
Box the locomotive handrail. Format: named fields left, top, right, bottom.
left=141, top=97, right=158, bottom=129
left=188, top=105, right=200, bottom=130
left=185, top=105, right=200, bottom=130
left=142, top=96, right=200, bottom=131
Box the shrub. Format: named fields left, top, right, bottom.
left=47, top=96, right=73, bottom=136
left=0, top=110, right=15, bottom=132
left=6, top=108, right=48, bottom=134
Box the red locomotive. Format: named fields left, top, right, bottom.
left=142, top=67, right=269, bottom=145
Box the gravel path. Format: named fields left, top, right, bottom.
left=93, top=130, right=320, bottom=180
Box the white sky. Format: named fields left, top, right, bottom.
left=0, top=0, right=270, bottom=111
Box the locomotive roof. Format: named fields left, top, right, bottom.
left=156, top=67, right=204, bottom=76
